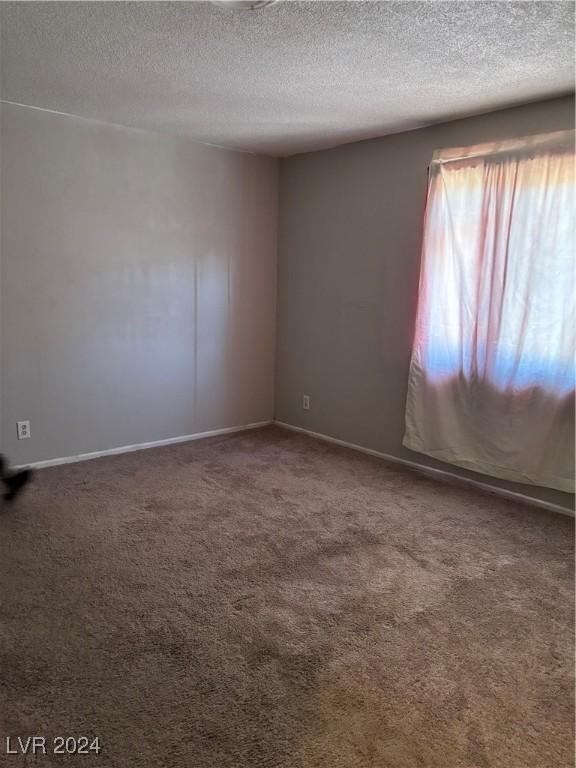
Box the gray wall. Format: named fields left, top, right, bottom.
left=1, top=103, right=278, bottom=464
left=276, top=95, right=575, bottom=511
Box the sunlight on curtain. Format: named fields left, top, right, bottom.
left=404, top=130, right=575, bottom=492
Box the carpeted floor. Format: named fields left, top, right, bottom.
left=0, top=426, right=573, bottom=767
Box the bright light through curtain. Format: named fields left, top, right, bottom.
left=404, top=130, right=575, bottom=493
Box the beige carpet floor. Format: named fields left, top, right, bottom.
left=0, top=426, right=573, bottom=767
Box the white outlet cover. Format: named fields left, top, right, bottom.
left=302, top=395, right=310, bottom=410
left=16, top=420, right=31, bottom=439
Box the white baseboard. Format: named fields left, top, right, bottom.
left=17, top=418, right=574, bottom=518
left=18, top=421, right=272, bottom=471
left=274, top=421, right=574, bottom=518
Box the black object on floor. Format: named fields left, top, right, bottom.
left=2, top=467, right=33, bottom=502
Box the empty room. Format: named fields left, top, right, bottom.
left=0, top=1, right=574, bottom=766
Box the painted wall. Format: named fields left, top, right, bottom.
left=276, top=95, right=575, bottom=511
left=1, top=103, right=278, bottom=463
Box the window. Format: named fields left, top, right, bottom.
left=404, top=131, right=575, bottom=492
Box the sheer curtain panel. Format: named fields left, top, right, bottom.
left=404, top=130, right=575, bottom=492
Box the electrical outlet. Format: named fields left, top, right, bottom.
left=302, top=395, right=310, bottom=410
left=16, top=421, right=31, bottom=440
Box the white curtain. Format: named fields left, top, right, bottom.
left=404, top=130, right=575, bottom=493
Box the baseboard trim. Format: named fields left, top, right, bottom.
left=274, top=421, right=574, bottom=518
left=18, top=421, right=273, bottom=471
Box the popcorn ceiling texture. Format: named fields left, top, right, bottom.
left=1, top=1, right=574, bottom=156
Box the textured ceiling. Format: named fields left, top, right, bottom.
left=1, top=1, right=574, bottom=156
